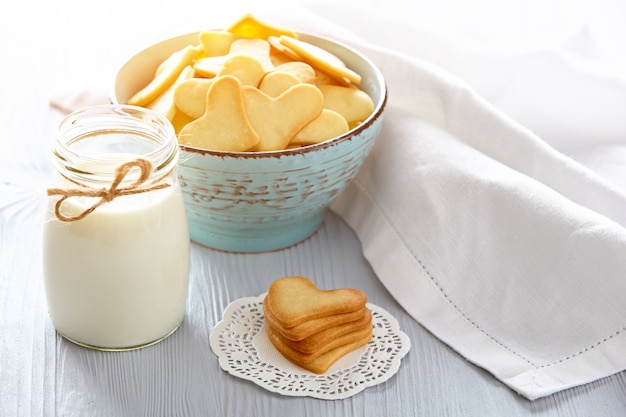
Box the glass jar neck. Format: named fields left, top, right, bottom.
left=53, top=105, right=178, bottom=188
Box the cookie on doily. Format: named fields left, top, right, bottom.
left=209, top=292, right=410, bottom=400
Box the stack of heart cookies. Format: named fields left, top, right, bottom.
left=263, top=276, right=373, bottom=374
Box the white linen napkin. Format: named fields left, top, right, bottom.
left=328, top=39, right=626, bottom=400
left=48, top=8, right=626, bottom=400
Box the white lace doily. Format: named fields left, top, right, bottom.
left=209, top=293, right=411, bottom=400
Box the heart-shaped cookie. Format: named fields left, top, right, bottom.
left=258, top=71, right=301, bottom=97
left=264, top=276, right=367, bottom=328
left=263, top=297, right=367, bottom=341
left=243, top=84, right=324, bottom=152
left=226, top=13, right=297, bottom=40
left=198, top=30, right=240, bottom=57
left=128, top=44, right=200, bottom=107
left=267, top=325, right=373, bottom=374
left=173, top=77, right=214, bottom=119
left=194, top=38, right=275, bottom=78
left=276, top=35, right=361, bottom=86
left=290, top=108, right=349, bottom=146
left=271, top=61, right=316, bottom=83
left=318, top=84, right=375, bottom=124
left=146, top=65, right=195, bottom=121
left=266, top=320, right=373, bottom=364
left=268, top=307, right=372, bottom=354
left=217, top=54, right=265, bottom=87
left=178, top=75, right=260, bottom=152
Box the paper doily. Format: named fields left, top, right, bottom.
left=209, top=293, right=411, bottom=400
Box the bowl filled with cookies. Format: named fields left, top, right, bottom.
left=114, top=14, right=387, bottom=252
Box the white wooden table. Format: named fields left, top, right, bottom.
left=1, top=1, right=625, bottom=415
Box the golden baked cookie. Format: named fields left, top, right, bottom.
left=263, top=297, right=367, bottom=341
left=267, top=324, right=373, bottom=374
left=264, top=276, right=367, bottom=327
left=268, top=307, right=372, bottom=354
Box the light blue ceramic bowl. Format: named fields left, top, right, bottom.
left=115, top=31, right=386, bottom=252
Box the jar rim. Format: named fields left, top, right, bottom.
left=53, top=104, right=178, bottom=184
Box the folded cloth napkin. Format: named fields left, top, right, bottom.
left=49, top=11, right=626, bottom=400
left=328, top=39, right=626, bottom=399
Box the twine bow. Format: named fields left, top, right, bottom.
left=47, top=158, right=170, bottom=222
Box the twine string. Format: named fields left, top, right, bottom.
left=47, top=158, right=170, bottom=222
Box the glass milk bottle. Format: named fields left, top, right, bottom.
left=43, top=105, right=190, bottom=350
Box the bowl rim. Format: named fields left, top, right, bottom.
left=114, top=30, right=387, bottom=159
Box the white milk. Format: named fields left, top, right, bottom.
left=43, top=183, right=190, bottom=349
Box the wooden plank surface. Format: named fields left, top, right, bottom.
left=2, top=202, right=625, bottom=415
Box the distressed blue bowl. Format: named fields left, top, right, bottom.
left=115, top=31, right=386, bottom=252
